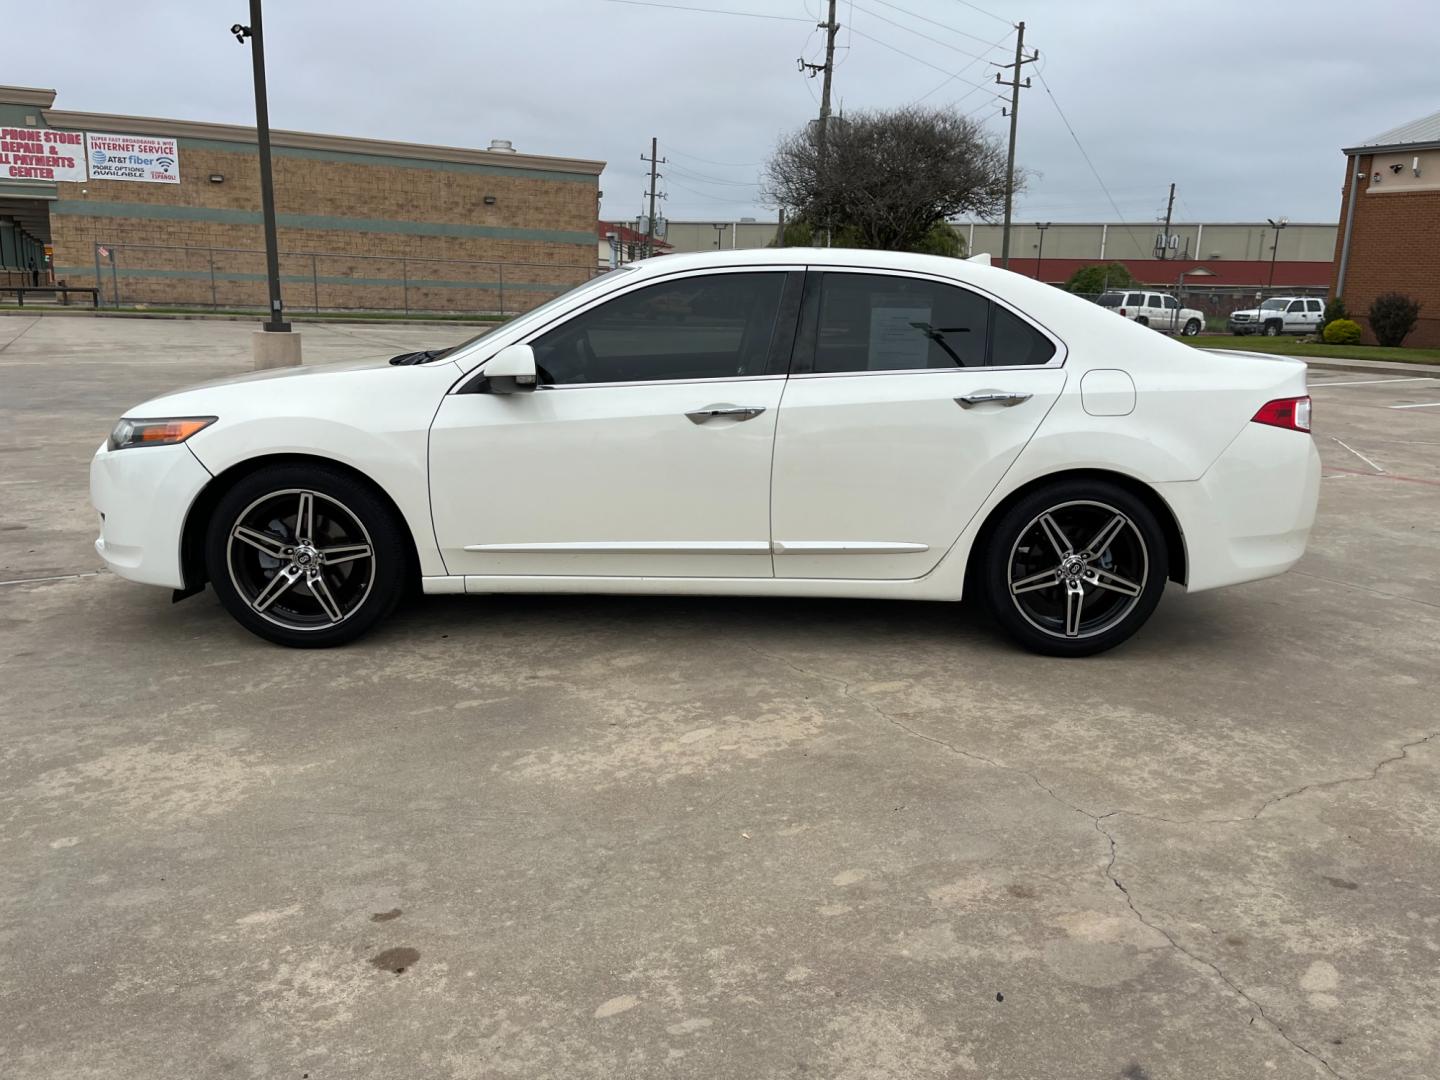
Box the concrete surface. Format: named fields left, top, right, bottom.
left=2, top=317, right=1438, bottom=1080
left=252, top=328, right=305, bottom=369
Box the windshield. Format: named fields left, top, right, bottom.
left=447, top=269, right=633, bottom=362
left=1260, top=298, right=1288, bottom=311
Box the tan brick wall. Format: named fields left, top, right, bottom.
left=49, top=144, right=600, bottom=313
left=1333, top=154, right=1440, bottom=347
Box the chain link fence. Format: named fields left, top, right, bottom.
left=1071, top=284, right=1329, bottom=332
left=82, top=242, right=604, bottom=317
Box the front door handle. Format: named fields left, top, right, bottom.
left=956, top=390, right=1033, bottom=409
left=685, top=404, right=767, bottom=424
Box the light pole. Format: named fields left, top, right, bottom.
left=232, top=2, right=297, bottom=365
left=1034, top=222, right=1051, bottom=280
left=1265, top=216, right=1288, bottom=298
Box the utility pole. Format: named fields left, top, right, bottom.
left=996, top=22, right=1037, bottom=269
left=800, top=0, right=841, bottom=245
left=641, top=138, right=665, bottom=258
left=1158, top=182, right=1176, bottom=260
left=1266, top=216, right=1288, bottom=294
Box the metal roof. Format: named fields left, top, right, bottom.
left=1345, top=108, right=1440, bottom=153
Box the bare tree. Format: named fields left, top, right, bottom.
left=764, top=106, right=1010, bottom=252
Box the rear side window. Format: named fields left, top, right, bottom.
left=1307, top=299, right=1323, bottom=312
left=799, top=273, right=1055, bottom=372
left=1125, top=292, right=1144, bottom=306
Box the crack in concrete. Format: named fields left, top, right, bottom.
left=739, top=643, right=1418, bottom=1078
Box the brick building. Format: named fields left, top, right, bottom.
left=1, top=85, right=604, bottom=313
left=1334, top=109, right=1440, bottom=347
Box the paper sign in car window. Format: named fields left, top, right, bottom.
left=868, top=305, right=932, bottom=369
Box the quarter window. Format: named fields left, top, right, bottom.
left=801, top=273, right=1055, bottom=372
left=530, top=272, right=786, bottom=385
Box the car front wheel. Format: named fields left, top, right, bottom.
left=980, top=481, right=1168, bottom=657
left=205, top=464, right=407, bottom=647
left=1182, top=318, right=1201, bottom=336
left=1263, top=322, right=1282, bottom=337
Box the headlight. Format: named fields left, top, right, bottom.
left=107, top=416, right=216, bottom=451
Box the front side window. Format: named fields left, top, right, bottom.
left=530, top=272, right=786, bottom=385
left=801, top=273, right=1055, bottom=372
left=1163, top=296, right=1179, bottom=309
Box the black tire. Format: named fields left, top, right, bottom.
left=205, top=464, right=408, bottom=647
left=1135, top=317, right=1149, bottom=328
left=979, top=480, right=1169, bottom=657
left=1183, top=319, right=1201, bottom=337
left=1263, top=321, right=1282, bottom=337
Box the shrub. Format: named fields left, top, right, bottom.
left=1368, top=292, right=1421, bottom=347
left=1322, top=319, right=1363, bottom=345
left=1323, top=296, right=1348, bottom=325
left=1065, top=262, right=1135, bottom=294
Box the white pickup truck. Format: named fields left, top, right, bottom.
left=1096, top=290, right=1205, bottom=337
left=1226, top=296, right=1325, bottom=337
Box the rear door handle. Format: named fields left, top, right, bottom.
left=956, top=390, right=1032, bottom=409
left=685, top=404, right=767, bottom=424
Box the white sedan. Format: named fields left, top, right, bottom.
left=91, top=248, right=1320, bottom=656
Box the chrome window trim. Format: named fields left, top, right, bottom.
left=799, top=264, right=1068, bottom=371
left=537, top=373, right=787, bottom=391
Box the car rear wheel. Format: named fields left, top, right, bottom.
left=205, top=465, right=407, bottom=647
left=980, top=481, right=1168, bottom=657
left=1182, top=318, right=1201, bottom=337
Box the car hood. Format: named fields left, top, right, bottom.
left=123, top=354, right=462, bottom=419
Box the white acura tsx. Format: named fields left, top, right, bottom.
left=91, top=248, right=1320, bottom=655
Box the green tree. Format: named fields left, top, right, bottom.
left=1064, top=263, right=1135, bottom=294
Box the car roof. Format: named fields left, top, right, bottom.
left=628, top=246, right=993, bottom=281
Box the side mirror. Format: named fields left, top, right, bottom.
left=481, top=343, right=538, bottom=394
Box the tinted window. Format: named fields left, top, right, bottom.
left=1096, top=292, right=1124, bottom=308
left=1307, top=299, right=1323, bottom=312
left=1125, top=293, right=1144, bottom=306
left=804, top=273, right=1054, bottom=372
left=1288, top=300, right=1305, bottom=312
left=531, top=272, right=785, bottom=385
left=1149, top=295, right=1164, bottom=308
left=1163, top=296, right=1178, bottom=309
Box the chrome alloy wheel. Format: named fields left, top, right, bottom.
left=225, top=489, right=376, bottom=632
left=1007, top=500, right=1149, bottom=640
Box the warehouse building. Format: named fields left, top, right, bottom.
left=661, top=216, right=1336, bottom=291
left=1, top=85, right=604, bottom=313
left=1334, top=109, right=1440, bottom=347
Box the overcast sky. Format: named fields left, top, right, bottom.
left=12, top=0, right=1435, bottom=226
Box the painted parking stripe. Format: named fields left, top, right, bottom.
left=1388, top=402, right=1440, bottom=409
left=1309, top=377, right=1440, bottom=387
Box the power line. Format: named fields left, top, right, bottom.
left=849, top=2, right=990, bottom=61
left=596, top=0, right=811, bottom=21
left=862, top=0, right=1004, bottom=48
left=666, top=146, right=763, bottom=168
left=665, top=177, right=761, bottom=205
left=1033, top=69, right=1147, bottom=257
left=913, top=27, right=1013, bottom=104
left=847, top=24, right=1006, bottom=93
left=666, top=162, right=760, bottom=187
left=946, top=0, right=1012, bottom=28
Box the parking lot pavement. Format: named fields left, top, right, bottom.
left=2, top=316, right=1438, bottom=1079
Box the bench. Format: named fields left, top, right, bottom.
left=0, top=286, right=101, bottom=308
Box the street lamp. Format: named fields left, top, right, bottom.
left=232, top=0, right=295, bottom=363
left=1034, top=221, right=1051, bottom=280
left=1265, top=216, right=1288, bottom=298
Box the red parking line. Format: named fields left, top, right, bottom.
left=1325, top=465, right=1440, bottom=487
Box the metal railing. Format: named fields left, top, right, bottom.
left=84, top=242, right=604, bottom=317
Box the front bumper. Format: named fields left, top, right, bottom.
left=1227, top=318, right=1256, bottom=334
left=1156, top=423, right=1321, bottom=592
left=90, top=442, right=212, bottom=588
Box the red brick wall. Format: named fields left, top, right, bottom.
left=1333, top=154, right=1440, bottom=347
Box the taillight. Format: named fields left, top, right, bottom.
left=1119, top=308, right=1127, bottom=317
left=1251, top=396, right=1312, bottom=433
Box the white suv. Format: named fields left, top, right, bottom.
left=1227, top=297, right=1324, bottom=337
left=1097, top=290, right=1205, bottom=337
